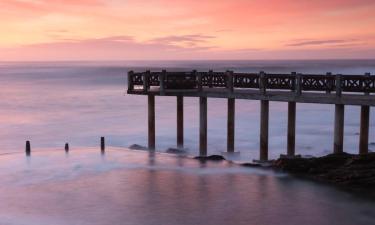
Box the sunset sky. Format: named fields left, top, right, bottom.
left=1, top=0, right=375, bottom=60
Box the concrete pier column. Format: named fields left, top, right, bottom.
left=359, top=105, right=370, bottom=154
left=227, top=98, right=235, bottom=152
left=148, top=95, right=155, bottom=150
left=333, top=104, right=345, bottom=153
left=199, top=97, right=207, bottom=156
left=287, top=102, right=296, bottom=156
left=177, top=96, right=184, bottom=148
left=260, top=100, right=269, bottom=161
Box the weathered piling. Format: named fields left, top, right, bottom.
left=101, top=137, right=105, bottom=152
left=25, top=141, right=31, bottom=156
left=287, top=102, right=296, bottom=156
left=334, top=104, right=345, bottom=153
left=260, top=100, right=269, bottom=161
left=65, top=143, right=69, bottom=152
left=227, top=98, right=235, bottom=152
left=148, top=95, right=155, bottom=150
left=177, top=96, right=184, bottom=148
left=359, top=105, right=370, bottom=154
left=199, top=97, right=207, bottom=156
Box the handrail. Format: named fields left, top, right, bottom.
left=127, top=70, right=374, bottom=95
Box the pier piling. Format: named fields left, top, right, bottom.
left=287, top=102, right=296, bottom=156
left=359, top=105, right=370, bottom=154
left=177, top=96, right=184, bottom=148
left=227, top=98, right=235, bottom=152
left=260, top=100, right=269, bottom=161
left=334, top=104, right=345, bottom=153
left=65, top=143, right=69, bottom=152
left=199, top=97, right=207, bottom=156
left=148, top=95, right=155, bottom=150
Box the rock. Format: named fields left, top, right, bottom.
left=194, top=155, right=226, bottom=161
left=165, top=148, right=188, bottom=154
left=129, top=144, right=148, bottom=150
left=241, top=162, right=262, bottom=168
left=272, top=152, right=375, bottom=188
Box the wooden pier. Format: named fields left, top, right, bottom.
left=127, top=70, right=375, bottom=160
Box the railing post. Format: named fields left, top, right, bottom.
left=260, top=100, right=269, bottom=161
left=287, top=101, right=296, bottom=156
left=333, top=104, right=345, bottom=154
left=359, top=105, right=370, bottom=154
left=227, top=98, right=235, bottom=153
left=177, top=96, right=184, bottom=149
left=143, top=70, right=150, bottom=93
left=295, top=73, right=302, bottom=96
left=259, top=71, right=266, bottom=95
left=199, top=97, right=207, bottom=156
left=335, top=74, right=342, bottom=97
left=364, top=73, right=371, bottom=96
left=197, top=70, right=202, bottom=92
left=159, top=70, right=166, bottom=94
left=148, top=95, right=155, bottom=150
left=208, top=70, right=213, bottom=88
left=227, top=70, right=234, bottom=93
left=291, top=72, right=296, bottom=92
left=128, top=70, right=134, bottom=91
left=326, top=72, right=332, bottom=94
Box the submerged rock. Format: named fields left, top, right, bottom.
left=194, top=155, right=226, bottom=161
left=273, top=152, right=375, bottom=187
left=166, top=148, right=188, bottom=155
left=129, top=144, right=148, bottom=150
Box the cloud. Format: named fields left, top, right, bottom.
left=149, top=34, right=216, bottom=47
left=287, top=39, right=358, bottom=47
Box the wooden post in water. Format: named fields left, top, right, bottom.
left=25, top=141, right=31, bottom=156
left=199, top=97, right=207, bottom=156
left=359, top=105, right=370, bottom=154
left=101, top=137, right=105, bottom=152
left=148, top=95, right=155, bottom=150
left=287, top=102, right=296, bottom=156
left=177, top=96, right=184, bottom=149
left=65, top=143, right=69, bottom=152
left=260, top=100, right=269, bottom=161
left=227, top=98, right=235, bottom=153
left=333, top=104, right=345, bottom=153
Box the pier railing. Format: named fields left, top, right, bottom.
left=128, top=70, right=375, bottom=94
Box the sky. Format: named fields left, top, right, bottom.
left=0, top=0, right=375, bottom=61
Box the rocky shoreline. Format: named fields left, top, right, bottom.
left=271, top=152, right=375, bottom=197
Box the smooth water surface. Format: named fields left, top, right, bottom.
left=1, top=60, right=375, bottom=160
left=0, top=148, right=374, bottom=225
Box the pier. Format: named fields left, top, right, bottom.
left=127, top=70, right=375, bottom=160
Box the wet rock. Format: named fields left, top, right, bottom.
left=129, top=144, right=148, bottom=150
left=272, top=152, right=375, bottom=187
left=194, top=155, right=226, bottom=161
left=166, top=148, right=188, bottom=154
left=241, top=162, right=262, bottom=168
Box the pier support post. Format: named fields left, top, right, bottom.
left=287, top=102, right=296, bottom=156
left=177, top=96, right=184, bottom=148
left=101, top=137, right=105, bottom=152
left=359, top=105, right=370, bottom=154
left=148, top=95, right=155, bottom=150
left=25, top=141, right=31, bottom=156
left=227, top=98, right=235, bottom=152
left=199, top=97, right=207, bottom=156
left=333, top=104, right=345, bottom=154
left=260, top=100, right=269, bottom=161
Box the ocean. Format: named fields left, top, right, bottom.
left=1, top=60, right=375, bottom=161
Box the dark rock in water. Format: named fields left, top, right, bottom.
left=241, top=162, right=262, bottom=168
left=369, top=142, right=375, bottom=146
left=273, top=152, right=375, bottom=187
left=166, top=148, right=188, bottom=154
left=194, top=155, right=226, bottom=161
left=129, top=144, right=148, bottom=150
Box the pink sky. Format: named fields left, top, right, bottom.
left=1, top=0, right=375, bottom=60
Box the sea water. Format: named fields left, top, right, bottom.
left=1, top=60, right=375, bottom=160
